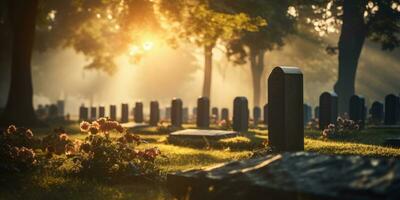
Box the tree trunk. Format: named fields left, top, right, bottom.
left=0, top=0, right=39, bottom=127
left=202, top=45, right=213, bottom=98
left=250, top=48, right=265, bottom=108
left=334, top=0, right=367, bottom=114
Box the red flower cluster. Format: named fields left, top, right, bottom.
left=80, top=118, right=124, bottom=135
left=134, top=147, right=161, bottom=162
left=118, top=132, right=141, bottom=144
left=9, top=146, right=36, bottom=164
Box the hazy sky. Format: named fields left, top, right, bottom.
left=1, top=34, right=400, bottom=118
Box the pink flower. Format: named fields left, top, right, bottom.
left=25, top=129, right=34, bottom=138
left=80, top=121, right=91, bottom=132
left=59, top=133, right=69, bottom=141
left=6, top=125, right=17, bottom=134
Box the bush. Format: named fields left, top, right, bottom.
left=0, top=125, right=38, bottom=172
left=322, top=117, right=360, bottom=139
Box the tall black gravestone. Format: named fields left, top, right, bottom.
left=319, top=92, right=338, bottom=130
left=134, top=102, right=144, bottom=123
left=349, top=95, right=365, bottom=129
left=233, top=97, right=249, bottom=132
left=150, top=101, right=160, bottom=126
left=98, top=106, right=105, bottom=118
left=370, top=101, right=384, bottom=124
left=268, top=66, right=303, bottom=151
left=121, top=103, right=129, bottom=123
left=109, top=105, right=117, bottom=121
left=197, top=97, right=210, bottom=128
left=385, top=94, right=399, bottom=125
left=171, top=98, right=183, bottom=127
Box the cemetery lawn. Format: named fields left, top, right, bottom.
left=1, top=123, right=400, bottom=200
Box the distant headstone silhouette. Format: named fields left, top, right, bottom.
left=349, top=95, right=365, bottom=129
left=233, top=97, right=249, bottom=132
left=369, top=101, right=384, bottom=124
left=385, top=94, right=399, bottom=125
left=57, top=100, right=65, bottom=117
left=165, top=107, right=171, bottom=121
left=314, top=106, right=319, bottom=119
left=268, top=66, right=303, bottom=151
left=212, top=107, right=219, bottom=121
left=303, top=104, right=312, bottom=127
left=150, top=101, right=160, bottom=126
left=109, top=105, right=116, bottom=121
left=79, top=105, right=89, bottom=121
left=171, top=98, right=183, bottom=127
left=134, top=102, right=144, bottom=123
left=98, top=106, right=105, bottom=118
left=253, top=106, right=261, bottom=126
left=182, top=107, right=189, bottom=123
left=319, top=92, right=338, bottom=130
left=263, top=103, right=268, bottom=125
left=121, top=103, right=129, bottom=123
left=90, top=107, right=97, bottom=120
left=197, top=97, right=210, bottom=128
left=48, top=104, right=58, bottom=119
left=221, top=108, right=229, bottom=122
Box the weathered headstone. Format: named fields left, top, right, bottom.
left=171, top=98, right=183, bottom=127
left=314, top=106, right=319, bottom=119
left=233, top=97, right=249, bottom=132
left=48, top=104, right=58, bottom=119
left=319, top=92, right=338, bottom=130
left=150, top=101, right=160, bottom=126
left=56, top=100, right=65, bottom=117
left=90, top=107, right=97, bottom=120
left=263, top=103, right=268, bottom=125
left=98, top=106, right=105, bottom=118
left=303, top=104, right=312, bottom=127
left=211, top=107, right=219, bottom=121
left=109, top=105, right=117, bottom=121
left=349, top=95, right=365, bottom=129
left=121, top=103, right=129, bottom=123
left=369, top=101, right=384, bottom=123
left=253, top=106, right=261, bottom=126
left=79, top=105, right=89, bottom=121
left=385, top=94, right=399, bottom=125
left=182, top=107, right=189, bottom=123
left=268, top=66, right=303, bottom=151
left=134, top=102, right=144, bottom=123
left=221, top=108, right=229, bottom=122
left=196, top=97, right=210, bottom=128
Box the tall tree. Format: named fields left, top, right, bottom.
left=213, top=0, right=296, bottom=107
left=297, top=0, right=400, bottom=113
left=155, top=0, right=265, bottom=98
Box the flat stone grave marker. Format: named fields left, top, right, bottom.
left=169, top=129, right=238, bottom=140
left=167, top=152, right=400, bottom=200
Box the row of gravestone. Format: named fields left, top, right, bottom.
left=316, top=92, right=400, bottom=130
left=36, top=100, right=65, bottom=120
left=78, top=66, right=304, bottom=151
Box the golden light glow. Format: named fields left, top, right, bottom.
left=143, top=41, right=154, bottom=51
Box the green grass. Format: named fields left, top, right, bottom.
left=2, top=123, right=400, bottom=199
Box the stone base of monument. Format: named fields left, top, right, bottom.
left=169, top=129, right=238, bottom=140
left=368, top=125, right=400, bottom=129
left=167, top=152, right=400, bottom=200
left=121, top=122, right=149, bottom=129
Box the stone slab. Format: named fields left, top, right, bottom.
left=168, top=152, right=400, bottom=200
left=169, top=129, right=238, bottom=140
left=121, top=122, right=149, bottom=129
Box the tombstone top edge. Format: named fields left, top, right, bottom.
left=321, top=91, right=338, bottom=97
left=271, top=66, right=302, bottom=75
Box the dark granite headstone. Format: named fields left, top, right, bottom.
left=314, top=106, right=319, bottom=119
left=319, top=92, right=338, bottom=130
left=370, top=101, right=384, bottom=124
left=211, top=107, right=219, bottom=121
left=349, top=95, right=365, bottom=129
left=98, top=106, right=105, bottom=118
left=221, top=108, right=229, bottom=122
left=168, top=152, right=400, bottom=200
left=90, top=107, right=97, bottom=120
left=268, top=66, right=303, bottom=151
left=197, top=97, right=210, bottom=128
left=171, top=98, right=183, bottom=127
left=48, top=104, right=58, bottom=119
left=121, top=103, right=129, bottom=123
left=233, top=97, right=248, bottom=132
left=149, top=101, right=160, bottom=126
left=303, top=104, right=312, bottom=127
left=79, top=105, right=89, bottom=121
left=385, top=94, right=399, bottom=125
left=134, top=102, right=144, bottom=123
left=253, top=106, right=261, bottom=126
left=263, top=103, right=268, bottom=125
left=109, top=105, right=117, bottom=121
